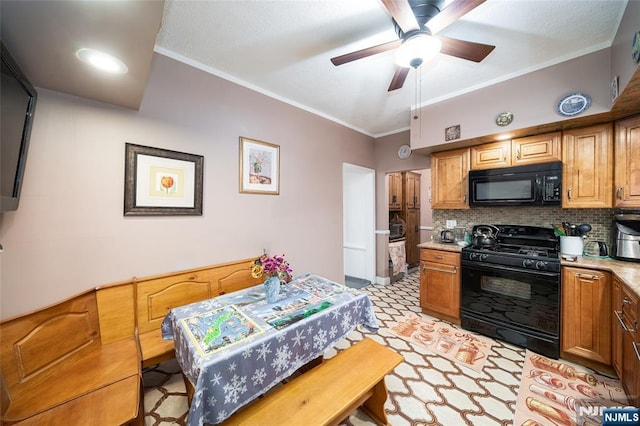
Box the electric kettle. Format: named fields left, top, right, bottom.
left=584, top=241, right=608, bottom=257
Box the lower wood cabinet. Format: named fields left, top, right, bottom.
left=561, top=267, right=611, bottom=370
left=612, top=275, right=640, bottom=407
left=419, top=249, right=460, bottom=324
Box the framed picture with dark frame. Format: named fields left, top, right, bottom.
left=124, top=143, right=204, bottom=216
left=239, top=136, right=280, bottom=195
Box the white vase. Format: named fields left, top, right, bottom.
left=264, top=276, right=280, bottom=303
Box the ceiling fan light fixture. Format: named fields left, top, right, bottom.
left=395, top=32, right=442, bottom=69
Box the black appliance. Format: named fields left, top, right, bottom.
left=468, top=161, right=562, bottom=207
left=1, top=41, right=38, bottom=212
left=460, top=224, right=561, bottom=358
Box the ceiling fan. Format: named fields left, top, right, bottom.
left=330, top=0, right=495, bottom=91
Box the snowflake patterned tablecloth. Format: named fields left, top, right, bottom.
left=161, top=273, right=378, bottom=426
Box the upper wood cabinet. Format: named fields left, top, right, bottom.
left=512, top=132, right=561, bottom=166
left=387, top=172, right=403, bottom=211
left=405, top=172, right=421, bottom=209
left=470, top=140, right=511, bottom=170
left=562, top=123, right=613, bottom=208
left=614, top=114, right=640, bottom=208
left=470, top=132, right=561, bottom=170
left=431, top=148, right=469, bottom=210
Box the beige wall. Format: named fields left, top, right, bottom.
left=0, top=54, right=375, bottom=319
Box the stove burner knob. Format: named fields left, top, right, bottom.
left=536, top=261, right=548, bottom=270
left=480, top=254, right=489, bottom=261
left=523, top=259, right=535, bottom=268
left=469, top=253, right=478, bottom=261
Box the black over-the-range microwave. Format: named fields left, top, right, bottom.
left=468, top=161, right=562, bottom=207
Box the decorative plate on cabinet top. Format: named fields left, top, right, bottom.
left=556, top=92, right=591, bottom=117
left=495, top=112, right=513, bottom=127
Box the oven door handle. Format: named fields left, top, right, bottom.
left=461, top=260, right=559, bottom=278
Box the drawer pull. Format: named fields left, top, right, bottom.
left=424, top=265, right=457, bottom=274
left=575, top=273, right=599, bottom=280
left=432, top=255, right=444, bottom=259
left=615, top=310, right=638, bottom=333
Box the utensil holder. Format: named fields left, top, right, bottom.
left=560, top=236, right=583, bottom=255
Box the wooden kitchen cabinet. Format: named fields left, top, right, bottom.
left=561, top=267, right=611, bottom=370
left=614, top=114, right=640, bottom=208
left=388, top=172, right=403, bottom=211
left=470, top=140, right=511, bottom=170
left=431, top=148, right=469, bottom=209
left=512, top=132, right=561, bottom=166
left=405, top=172, right=421, bottom=209
left=470, top=132, right=561, bottom=170
left=419, top=249, right=460, bottom=324
left=612, top=276, right=640, bottom=406
left=562, top=123, right=613, bottom=208
left=612, top=277, right=623, bottom=378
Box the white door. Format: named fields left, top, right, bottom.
left=343, top=163, right=375, bottom=283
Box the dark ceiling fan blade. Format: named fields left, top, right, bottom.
left=331, top=39, right=402, bottom=66
left=381, top=0, right=420, bottom=34
left=427, top=0, right=486, bottom=35
left=388, top=67, right=410, bottom=91
left=439, top=36, right=495, bottom=62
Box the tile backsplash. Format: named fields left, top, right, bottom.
left=433, top=207, right=615, bottom=246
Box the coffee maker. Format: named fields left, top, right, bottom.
left=612, top=210, right=640, bottom=262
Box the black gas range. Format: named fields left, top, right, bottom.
left=460, top=225, right=561, bottom=358
left=461, top=224, right=560, bottom=272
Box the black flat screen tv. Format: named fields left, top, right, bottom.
left=1, top=40, right=37, bottom=212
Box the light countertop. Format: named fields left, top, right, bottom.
left=560, top=256, right=640, bottom=299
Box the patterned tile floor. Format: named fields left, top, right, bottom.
left=143, top=271, right=527, bottom=425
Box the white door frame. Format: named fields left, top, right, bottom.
left=342, top=163, right=376, bottom=283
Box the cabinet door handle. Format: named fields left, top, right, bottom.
left=575, top=273, right=599, bottom=280
left=392, top=195, right=397, bottom=203
left=463, top=194, right=467, bottom=202
left=568, top=187, right=573, bottom=200
left=615, top=310, right=638, bottom=333
left=617, top=186, right=623, bottom=199
left=516, top=149, right=520, bottom=160
left=623, top=296, right=632, bottom=305
left=634, top=342, right=640, bottom=363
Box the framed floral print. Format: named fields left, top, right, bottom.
left=239, top=137, right=280, bottom=195
left=124, top=143, right=203, bottom=216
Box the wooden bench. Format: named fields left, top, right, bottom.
left=221, top=338, right=403, bottom=426
left=0, top=289, right=142, bottom=425
left=134, top=257, right=262, bottom=367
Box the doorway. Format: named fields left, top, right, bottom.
left=342, top=163, right=375, bottom=285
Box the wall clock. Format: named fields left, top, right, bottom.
left=398, top=144, right=411, bottom=160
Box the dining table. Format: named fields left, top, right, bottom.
left=161, top=273, right=379, bottom=426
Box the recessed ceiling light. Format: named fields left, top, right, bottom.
left=76, top=48, right=128, bottom=74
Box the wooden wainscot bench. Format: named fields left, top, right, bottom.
left=134, top=257, right=262, bottom=368
left=0, top=288, right=142, bottom=425
left=221, top=337, right=403, bottom=426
